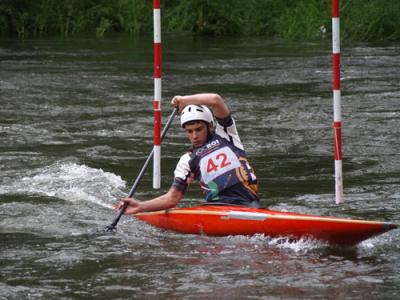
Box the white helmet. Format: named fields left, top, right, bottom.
left=180, top=105, right=214, bottom=127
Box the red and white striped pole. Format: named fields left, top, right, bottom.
left=153, top=0, right=162, bottom=189
left=332, top=0, right=344, bottom=203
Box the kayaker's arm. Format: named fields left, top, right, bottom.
left=117, top=187, right=184, bottom=215
left=171, top=93, right=230, bottom=119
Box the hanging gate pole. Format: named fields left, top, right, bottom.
left=153, top=0, right=162, bottom=189
left=332, top=0, right=344, bottom=203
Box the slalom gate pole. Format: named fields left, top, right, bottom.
left=332, top=0, right=344, bottom=203
left=153, top=0, right=162, bottom=189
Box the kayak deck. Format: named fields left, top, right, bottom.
left=133, top=205, right=397, bottom=246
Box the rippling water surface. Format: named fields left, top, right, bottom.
left=1, top=36, right=399, bottom=299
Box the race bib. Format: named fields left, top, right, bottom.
left=200, top=146, right=240, bottom=184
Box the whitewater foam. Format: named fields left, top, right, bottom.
left=222, top=233, right=328, bottom=253
left=0, top=161, right=126, bottom=209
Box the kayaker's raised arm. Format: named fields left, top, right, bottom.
left=171, top=93, right=230, bottom=119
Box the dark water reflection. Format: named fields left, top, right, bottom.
left=0, top=36, right=399, bottom=299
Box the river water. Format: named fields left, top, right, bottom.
left=0, top=36, right=399, bottom=299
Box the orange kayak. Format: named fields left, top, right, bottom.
left=133, top=205, right=397, bottom=246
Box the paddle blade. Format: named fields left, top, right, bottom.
left=105, top=202, right=128, bottom=232
left=105, top=223, right=118, bottom=232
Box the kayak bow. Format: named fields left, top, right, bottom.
left=133, top=205, right=397, bottom=246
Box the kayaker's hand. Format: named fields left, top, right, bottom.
left=116, top=198, right=141, bottom=215
left=171, top=95, right=185, bottom=112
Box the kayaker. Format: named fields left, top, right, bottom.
left=117, top=93, right=259, bottom=214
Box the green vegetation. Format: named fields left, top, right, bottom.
left=0, top=0, right=152, bottom=38
left=0, top=0, right=399, bottom=41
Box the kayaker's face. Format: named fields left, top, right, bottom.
left=184, top=121, right=210, bottom=147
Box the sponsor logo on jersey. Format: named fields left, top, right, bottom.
left=195, top=139, right=220, bottom=156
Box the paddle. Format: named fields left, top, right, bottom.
left=105, top=107, right=179, bottom=232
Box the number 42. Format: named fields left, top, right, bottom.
left=207, top=153, right=231, bottom=173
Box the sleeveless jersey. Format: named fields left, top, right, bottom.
left=172, top=115, right=259, bottom=207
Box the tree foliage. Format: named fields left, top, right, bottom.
left=0, top=0, right=398, bottom=41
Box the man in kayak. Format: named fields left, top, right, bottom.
left=117, top=93, right=259, bottom=214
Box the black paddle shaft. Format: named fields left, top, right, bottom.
left=105, top=107, right=179, bottom=231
